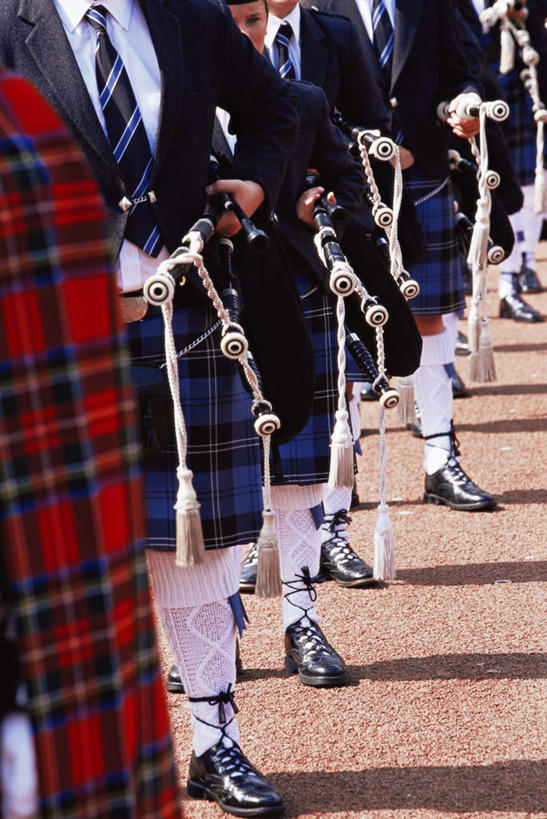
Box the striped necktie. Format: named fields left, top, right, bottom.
left=86, top=5, right=162, bottom=256
left=275, top=22, right=296, bottom=79
left=372, top=0, right=394, bottom=85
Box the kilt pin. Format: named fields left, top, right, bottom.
left=126, top=306, right=264, bottom=551
left=0, top=71, right=179, bottom=817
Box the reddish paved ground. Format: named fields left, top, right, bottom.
left=160, top=248, right=547, bottom=819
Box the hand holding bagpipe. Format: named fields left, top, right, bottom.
left=480, top=0, right=527, bottom=27
left=437, top=98, right=510, bottom=127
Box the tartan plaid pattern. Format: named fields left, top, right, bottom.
left=126, top=307, right=264, bottom=550
left=272, top=272, right=360, bottom=485
left=0, top=71, right=179, bottom=818
left=405, top=176, right=465, bottom=316
left=498, top=68, right=538, bottom=187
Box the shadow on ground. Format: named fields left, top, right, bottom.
left=397, top=560, right=547, bottom=585
left=269, top=759, right=547, bottom=816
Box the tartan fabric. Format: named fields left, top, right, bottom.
left=498, top=68, right=538, bottom=187
left=272, top=271, right=360, bottom=485
left=404, top=175, right=465, bottom=316
left=0, top=70, right=179, bottom=818
left=126, top=307, right=264, bottom=550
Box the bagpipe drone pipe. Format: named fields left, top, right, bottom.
left=141, top=153, right=315, bottom=446
left=305, top=172, right=421, bottom=380
left=331, top=112, right=427, bottom=268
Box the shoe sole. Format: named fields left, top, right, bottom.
left=284, top=655, right=348, bottom=687
left=423, top=492, right=496, bottom=512
left=239, top=583, right=256, bottom=593
left=499, top=311, right=544, bottom=323
left=187, top=779, right=284, bottom=816
left=166, top=681, right=185, bottom=694
left=331, top=575, right=377, bottom=588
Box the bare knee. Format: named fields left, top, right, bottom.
left=415, top=315, right=444, bottom=335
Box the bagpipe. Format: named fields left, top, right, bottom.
left=307, top=172, right=399, bottom=581
left=142, top=155, right=307, bottom=588
left=437, top=96, right=512, bottom=383
left=479, top=0, right=547, bottom=213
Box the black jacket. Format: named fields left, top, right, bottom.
left=0, top=0, right=298, bottom=257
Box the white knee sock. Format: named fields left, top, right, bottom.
left=271, top=484, right=323, bottom=631
left=499, top=208, right=524, bottom=289
left=522, top=180, right=546, bottom=267
left=442, top=311, right=460, bottom=354
left=320, top=485, right=352, bottom=547
left=413, top=330, right=454, bottom=475
left=147, top=549, right=241, bottom=757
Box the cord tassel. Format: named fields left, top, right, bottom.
left=499, top=23, right=515, bottom=73
left=255, top=509, right=282, bottom=598
left=328, top=408, right=355, bottom=489
left=474, top=318, right=497, bottom=383
left=396, top=375, right=416, bottom=425
left=373, top=502, right=395, bottom=581
left=175, top=467, right=205, bottom=567
left=467, top=299, right=481, bottom=355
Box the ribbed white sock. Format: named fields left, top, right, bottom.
left=522, top=181, right=546, bottom=264
left=414, top=330, right=454, bottom=475
left=147, top=549, right=241, bottom=756
left=499, top=271, right=517, bottom=299
left=442, top=311, right=460, bottom=354
left=271, top=484, right=323, bottom=631
left=321, top=485, right=352, bottom=545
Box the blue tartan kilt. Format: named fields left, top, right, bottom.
left=405, top=175, right=465, bottom=316
left=272, top=272, right=360, bottom=485
left=126, top=304, right=263, bottom=551
left=498, top=68, right=538, bottom=187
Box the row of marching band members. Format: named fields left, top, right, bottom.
left=0, top=0, right=544, bottom=816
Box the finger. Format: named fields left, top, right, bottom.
left=326, top=191, right=337, bottom=205
left=205, top=179, right=241, bottom=196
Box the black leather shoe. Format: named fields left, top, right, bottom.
left=320, top=538, right=374, bottom=587
left=424, top=461, right=496, bottom=511
left=167, top=645, right=244, bottom=694
left=285, top=618, right=347, bottom=686
left=239, top=543, right=258, bottom=593
left=519, top=266, right=542, bottom=294
left=187, top=740, right=284, bottom=816
left=455, top=330, right=470, bottom=356
left=360, top=381, right=377, bottom=401
left=452, top=369, right=470, bottom=399
left=499, top=293, right=544, bottom=323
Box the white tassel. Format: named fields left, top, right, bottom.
left=500, top=25, right=515, bottom=73
left=467, top=302, right=481, bottom=355
left=328, top=409, right=355, bottom=489
left=467, top=213, right=490, bottom=271
left=396, top=375, right=416, bottom=425
left=174, top=467, right=205, bottom=567
left=255, top=509, right=282, bottom=598
left=373, top=503, right=395, bottom=580
left=476, top=319, right=497, bottom=383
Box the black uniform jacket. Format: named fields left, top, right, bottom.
left=0, top=0, right=298, bottom=260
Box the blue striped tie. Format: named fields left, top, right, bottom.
left=275, top=22, right=296, bottom=80
left=372, top=0, right=394, bottom=84
left=86, top=5, right=162, bottom=256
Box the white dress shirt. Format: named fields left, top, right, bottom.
left=53, top=0, right=168, bottom=292
left=216, top=107, right=238, bottom=156
left=354, top=0, right=396, bottom=41
left=265, top=5, right=302, bottom=79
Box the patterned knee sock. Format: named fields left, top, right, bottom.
left=271, top=484, right=323, bottom=631
left=321, top=485, right=352, bottom=546
left=147, top=549, right=240, bottom=756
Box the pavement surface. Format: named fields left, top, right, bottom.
left=160, top=247, right=547, bottom=819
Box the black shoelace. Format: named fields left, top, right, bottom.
left=424, top=420, right=461, bottom=459
left=282, top=565, right=317, bottom=620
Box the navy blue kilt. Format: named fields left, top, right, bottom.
left=405, top=175, right=465, bottom=316
left=498, top=68, right=538, bottom=187
left=126, top=304, right=263, bottom=551
left=272, top=271, right=360, bottom=485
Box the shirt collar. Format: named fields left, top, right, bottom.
left=54, top=0, right=133, bottom=32
left=266, top=4, right=301, bottom=50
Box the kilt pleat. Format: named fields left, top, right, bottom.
left=499, top=68, right=539, bottom=187
left=405, top=176, right=465, bottom=316
left=126, top=305, right=264, bottom=551
left=272, top=272, right=360, bottom=485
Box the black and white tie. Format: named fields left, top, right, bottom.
left=371, top=0, right=394, bottom=85
left=86, top=5, right=162, bottom=256
left=275, top=22, right=296, bottom=80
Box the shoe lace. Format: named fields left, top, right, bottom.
left=242, top=542, right=258, bottom=567
left=423, top=420, right=461, bottom=459
left=291, top=618, right=333, bottom=658
left=188, top=684, right=239, bottom=726
left=283, top=565, right=317, bottom=620
left=214, top=742, right=260, bottom=778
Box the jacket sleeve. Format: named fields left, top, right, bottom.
left=217, top=12, right=298, bottom=213
left=309, top=88, right=365, bottom=231
left=439, top=0, right=483, bottom=101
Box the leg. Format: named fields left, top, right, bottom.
left=412, top=319, right=495, bottom=511
left=272, top=484, right=347, bottom=687
left=147, top=548, right=283, bottom=816
left=519, top=180, right=545, bottom=293
left=319, top=484, right=374, bottom=587
left=498, top=206, right=543, bottom=321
